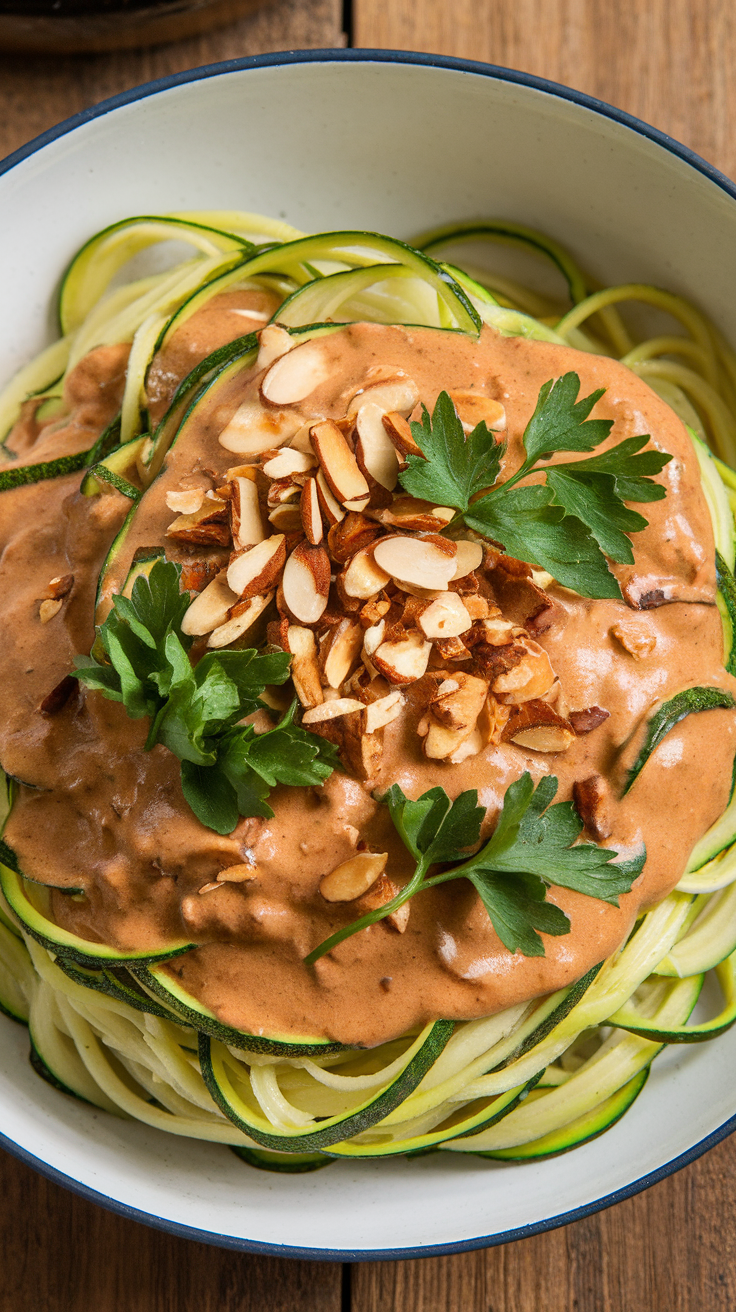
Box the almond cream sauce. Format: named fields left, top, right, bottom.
left=1, top=306, right=735, bottom=1048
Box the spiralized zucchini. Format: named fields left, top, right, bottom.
left=1, top=211, right=736, bottom=1170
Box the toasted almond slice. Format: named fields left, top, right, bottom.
left=417, top=592, right=472, bottom=640
left=373, top=633, right=431, bottom=685
left=46, top=573, right=74, bottom=600
left=165, top=487, right=206, bottom=515
left=288, top=423, right=317, bottom=455
left=382, top=411, right=424, bottom=461
left=227, top=534, right=286, bottom=600
left=281, top=541, right=330, bottom=624
left=364, top=690, right=404, bottom=733
left=217, top=863, right=258, bottom=884
left=315, top=470, right=345, bottom=526
left=263, top=448, right=316, bottom=479
left=423, top=718, right=475, bottom=760
left=321, top=618, right=363, bottom=688
left=448, top=727, right=485, bottom=764
left=492, top=638, right=555, bottom=704
left=480, top=616, right=516, bottom=646
left=503, top=699, right=575, bottom=751
left=343, top=548, right=391, bottom=599
left=268, top=503, right=303, bottom=532
left=302, top=697, right=365, bottom=725
left=267, top=477, right=302, bottom=508
left=430, top=671, right=488, bottom=731
left=310, top=419, right=370, bottom=506
left=343, top=495, right=371, bottom=513
left=451, top=539, right=484, bottom=580
left=510, top=724, right=576, bottom=751
left=231, top=476, right=266, bottom=549
left=261, top=340, right=331, bottom=406
left=39, top=598, right=62, bottom=623
left=448, top=390, right=507, bottom=433
left=256, top=324, right=294, bottom=370
left=353, top=402, right=401, bottom=491
left=207, top=590, right=274, bottom=649
left=319, top=850, right=388, bottom=902
left=287, top=624, right=323, bottom=707
left=300, top=477, right=324, bottom=546
left=380, top=496, right=454, bottom=533
left=356, top=872, right=409, bottom=931
left=182, top=570, right=238, bottom=636
left=347, top=375, right=419, bottom=419
left=478, top=693, right=511, bottom=745
left=219, top=400, right=301, bottom=455
left=373, top=534, right=457, bottom=590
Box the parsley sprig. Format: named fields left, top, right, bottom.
left=305, top=773, right=645, bottom=964
left=400, top=373, right=672, bottom=599
left=74, top=559, right=340, bottom=835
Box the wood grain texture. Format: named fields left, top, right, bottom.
left=0, top=0, right=344, bottom=160
left=353, top=0, right=736, bottom=182
left=0, top=1144, right=342, bottom=1312
left=350, top=0, right=736, bottom=1306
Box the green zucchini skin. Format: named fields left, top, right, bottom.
left=624, top=687, right=736, bottom=795
left=29, top=1037, right=95, bottom=1105
left=716, top=550, right=736, bottom=676
left=491, top=963, right=602, bottom=1073
left=0, top=865, right=194, bottom=970
left=412, top=219, right=589, bottom=305
left=199, top=1020, right=455, bottom=1153
left=229, top=1145, right=333, bottom=1174
left=54, top=956, right=181, bottom=1023
left=135, top=963, right=350, bottom=1058
left=469, top=1068, right=649, bottom=1162
left=0, top=414, right=122, bottom=493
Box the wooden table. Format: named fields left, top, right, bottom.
left=1, top=2, right=735, bottom=1307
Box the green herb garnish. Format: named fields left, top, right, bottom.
left=305, top=773, right=645, bottom=964
left=74, top=559, right=340, bottom=834
left=400, top=373, right=672, bottom=599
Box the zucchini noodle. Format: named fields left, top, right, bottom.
left=1, top=212, right=736, bottom=1170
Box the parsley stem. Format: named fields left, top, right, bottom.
left=304, top=856, right=431, bottom=966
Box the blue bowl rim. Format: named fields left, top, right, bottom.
left=1, top=45, right=736, bottom=1262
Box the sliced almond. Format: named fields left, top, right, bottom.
left=430, top=672, right=489, bottom=731
left=231, top=476, right=266, bottom=549
left=302, top=697, right=365, bottom=725
left=342, top=494, right=371, bottom=514
left=478, top=692, right=511, bottom=746
left=492, top=638, right=556, bottom=705
left=451, top=539, right=484, bottom=580
left=267, top=477, right=302, bottom=508
left=448, top=390, right=506, bottom=433
left=423, top=718, right=475, bottom=760
left=39, top=598, right=62, bottom=623
left=343, top=547, right=391, bottom=599
left=319, top=850, right=388, bottom=902
left=261, top=340, right=331, bottom=406
left=46, top=573, right=74, bottom=600
left=311, top=420, right=370, bottom=507
left=182, top=570, right=238, bottom=636
left=364, top=690, right=404, bottom=733
left=300, top=477, right=324, bottom=546
left=347, top=375, right=419, bottom=419
left=373, top=534, right=457, bottom=590
left=287, top=624, right=323, bottom=708
left=217, top=863, right=258, bottom=884
left=166, top=492, right=229, bottom=546
left=281, top=541, right=330, bottom=624
left=268, top=503, right=303, bottom=532
left=503, top=699, right=575, bottom=752
left=288, top=423, right=317, bottom=455
left=382, top=411, right=424, bottom=461
left=207, top=591, right=274, bottom=649
left=362, top=618, right=386, bottom=669
left=353, top=401, right=401, bottom=491
left=165, top=487, right=205, bottom=515
left=327, top=512, right=382, bottom=564
left=227, top=534, right=286, bottom=600
left=417, top=592, right=472, bottom=640
left=321, top=618, right=363, bottom=688
left=218, top=400, right=301, bottom=455
left=263, top=448, right=316, bottom=479
left=315, top=470, right=345, bottom=527
left=256, top=324, right=294, bottom=371
left=380, top=496, right=454, bottom=533
left=357, top=872, right=409, bottom=931
left=373, top=632, right=431, bottom=685
left=448, top=727, right=485, bottom=763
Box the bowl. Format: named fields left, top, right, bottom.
left=1, top=49, right=736, bottom=1260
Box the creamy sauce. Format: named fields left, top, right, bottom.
left=1, top=305, right=734, bottom=1048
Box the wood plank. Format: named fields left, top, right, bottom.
left=0, top=0, right=344, bottom=160
left=353, top=0, right=736, bottom=182
left=0, top=1143, right=342, bottom=1312
left=350, top=0, right=736, bottom=1306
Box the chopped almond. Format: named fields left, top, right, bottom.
left=165, top=488, right=206, bottom=515
left=373, top=632, right=432, bottom=685
left=342, top=547, right=391, bottom=600
left=256, top=324, right=293, bottom=370
left=359, top=597, right=391, bottom=628
left=610, top=621, right=657, bottom=660
left=347, top=375, right=419, bottom=420
left=231, top=476, right=266, bottom=550
left=569, top=706, right=610, bottom=735
left=364, top=690, right=404, bottom=733
left=417, top=592, right=472, bottom=640
left=327, top=511, right=382, bottom=564
left=315, top=470, right=345, bottom=526
left=573, top=774, right=613, bottom=841
left=491, top=638, right=556, bottom=704
left=503, top=699, right=575, bottom=752
left=354, top=401, right=401, bottom=491
left=46, top=573, right=74, bottom=601
left=357, top=872, right=410, bottom=932
left=451, top=539, right=484, bottom=580
left=262, top=448, right=316, bottom=479
left=287, top=625, right=324, bottom=708
left=217, top=863, right=258, bottom=884
left=429, top=672, right=489, bottom=731
left=268, top=503, right=303, bottom=533
left=380, top=496, right=455, bottom=533
left=302, top=697, right=365, bottom=725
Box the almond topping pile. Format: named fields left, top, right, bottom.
left=164, top=337, right=608, bottom=779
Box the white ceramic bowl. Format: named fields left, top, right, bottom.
left=1, top=50, right=736, bottom=1260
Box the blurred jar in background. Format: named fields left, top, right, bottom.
left=0, top=0, right=265, bottom=53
